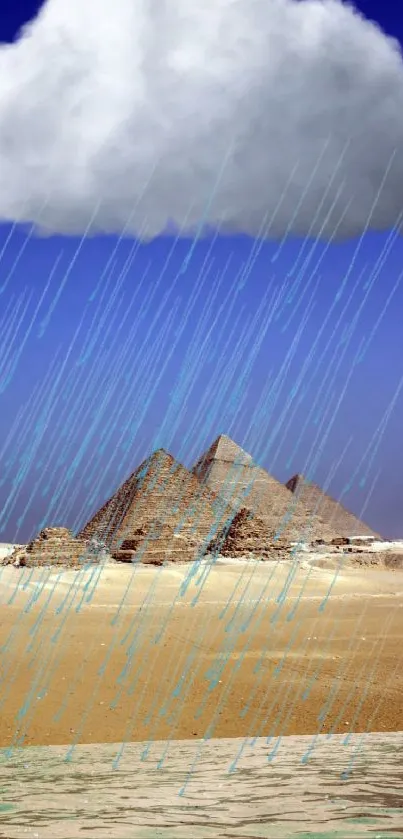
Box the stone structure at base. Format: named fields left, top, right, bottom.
left=1, top=527, right=93, bottom=568
left=208, top=507, right=290, bottom=560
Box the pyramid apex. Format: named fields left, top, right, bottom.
left=193, top=433, right=254, bottom=474
left=286, top=473, right=305, bottom=493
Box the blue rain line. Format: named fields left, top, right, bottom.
left=252, top=162, right=300, bottom=258
left=123, top=568, right=227, bottom=732
left=358, top=377, right=403, bottom=490
left=246, top=605, right=322, bottom=743
left=358, top=266, right=403, bottom=363
left=251, top=628, right=322, bottom=764
left=63, top=564, right=150, bottom=764
left=171, top=259, right=281, bottom=465
left=82, top=238, right=146, bottom=361
left=1, top=565, right=93, bottom=724
left=357, top=466, right=381, bottom=525
left=155, top=258, right=237, bottom=451
left=38, top=203, right=101, bottom=338
left=0, top=250, right=63, bottom=396
left=144, top=634, right=212, bottom=768
left=311, top=598, right=369, bottom=714
left=0, top=218, right=39, bottom=294
left=267, top=600, right=346, bottom=761
left=312, top=227, right=403, bottom=418
left=0, top=303, right=34, bottom=389
left=137, top=612, right=204, bottom=734
left=77, top=235, right=146, bottom=368
left=2, top=352, right=63, bottom=484
left=149, top=559, right=265, bottom=761
left=26, top=568, right=68, bottom=644
left=298, top=230, right=390, bottom=440
left=138, top=634, right=208, bottom=760
left=307, top=611, right=368, bottom=743
left=283, top=193, right=354, bottom=323
left=174, top=565, right=286, bottom=794
left=250, top=297, right=317, bottom=468
left=326, top=609, right=396, bottom=739
left=341, top=650, right=403, bottom=779
left=159, top=561, right=287, bottom=763
left=282, top=273, right=367, bottom=473
left=5, top=648, right=54, bottom=755
left=290, top=339, right=365, bottom=515
left=233, top=619, right=303, bottom=753
left=108, top=540, right=167, bottom=629
left=279, top=250, right=324, bottom=336
left=0, top=564, right=32, bottom=608
left=111, top=614, right=180, bottom=767
left=340, top=371, right=403, bottom=502
left=46, top=297, right=182, bottom=529
left=15, top=286, right=144, bottom=524
left=0, top=311, right=89, bottom=533
left=0, top=295, right=22, bottom=382
left=52, top=605, right=112, bottom=725
left=271, top=136, right=333, bottom=265
left=336, top=149, right=397, bottom=304
left=0, top=289, right=32, bottom=393
left=79, top=296, right=184, bottom=501
left=48, top=568, right=128, bottom=715
left=287, top=140, right=351, bottom=279
left=180, top=138, right=234, bottom=274
left=21, top=567, right=55, bottom=616
left=0, top=211, right=29, bottom=275
left=74, top=558, right=108, bottom=612
left=76, top=258, right=123, bottom=366
left=0, top=583, right=66, bottom=730
left=63, top=556, right=166, bottom=754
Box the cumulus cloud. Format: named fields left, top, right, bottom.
left=0, top=0, right=403, bottom=239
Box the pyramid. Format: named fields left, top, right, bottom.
left=78, top=449, right=232, bottom=563
left=193, top=435, right=333, bottom=542
left=285, top=474, right=380, bottom=540
left=208, top=507, right=289, bottom=559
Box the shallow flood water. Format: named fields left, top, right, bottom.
left=0, top=731, right=402, bottom=838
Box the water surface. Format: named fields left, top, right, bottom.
left=0, top=732, right=402, bottom=838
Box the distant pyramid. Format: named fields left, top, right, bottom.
left=79, top=448, right=231, bottom=563
left=285, top=474, right=380, bottom=540
left=193, top=434, right=333, bottom=542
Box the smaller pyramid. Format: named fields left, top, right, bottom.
left=1, top=527, right=91, bottom=568
left=208, top=507, right=289, bottom=558
left=285, top=474, right=380, bottom=539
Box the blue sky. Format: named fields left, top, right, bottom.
left=0, top=1, right=403, bottom=541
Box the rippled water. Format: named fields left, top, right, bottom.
left=0, top=732, right=402, bottom=838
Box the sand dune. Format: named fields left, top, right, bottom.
left=0, top=560, right=402, bottom=748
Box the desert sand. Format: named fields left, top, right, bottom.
left=0, top=558, right=402, bottom=748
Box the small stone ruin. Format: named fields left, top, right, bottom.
left=1, top=527, right=98, bottom=568
left=208, top=507, right=290, bottom=560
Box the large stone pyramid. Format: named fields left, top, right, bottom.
left=192, top=434, right=333, bottom=542
left=285, top=474, right=380, bottom=540
left=78, top=448, right=231, bottom=563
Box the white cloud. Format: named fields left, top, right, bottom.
left=0, top=0, right=403, bottom=239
